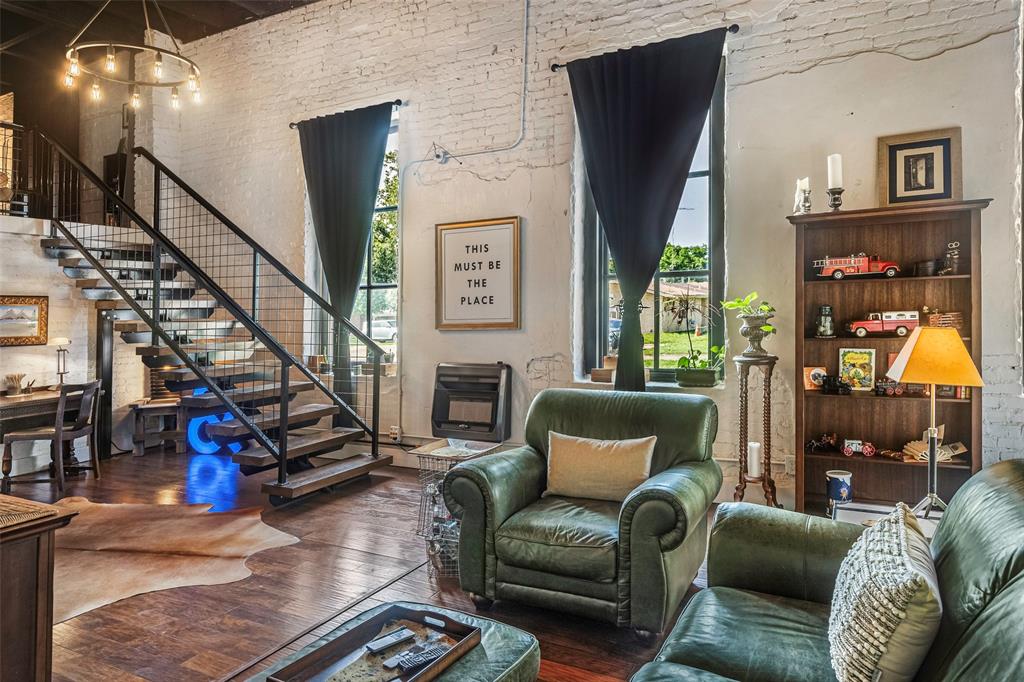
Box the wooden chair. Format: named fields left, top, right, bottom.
left=1, top=381, right=102, bottom=496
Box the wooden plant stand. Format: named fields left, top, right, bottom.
left=733, top=354, right=782, bottom=507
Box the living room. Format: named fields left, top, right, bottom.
left=0, top=0, right=1022, bottom=680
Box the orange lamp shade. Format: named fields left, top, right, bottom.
left=886, top=326, right=984, bottom=387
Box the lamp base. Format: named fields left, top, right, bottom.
left=911, top=492, right=947, bottom=519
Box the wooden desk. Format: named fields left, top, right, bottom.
left=0, top=495, right=76, bottom=682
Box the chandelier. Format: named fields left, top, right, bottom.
left=62, top=0, right=203, bottom=111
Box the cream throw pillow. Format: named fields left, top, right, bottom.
left=544, top=432, right=656, bottom=502
left=828, top=502, right=942, bottom=682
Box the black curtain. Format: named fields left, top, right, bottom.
left=298, top=102, right=392, bottom=415
left=568, top=28, right=726, bottom=391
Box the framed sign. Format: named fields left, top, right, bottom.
left=0, top=295, right=48, bottom=346
left=436, top=217, right=520, bottom=330
left=877, top=127, right=962, bottom=205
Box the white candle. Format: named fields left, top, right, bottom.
left=827, top=154, right=843, bottom=189
left=797, top=177, right=809, bottom=192
left=747, top=442, right=762, bottom=478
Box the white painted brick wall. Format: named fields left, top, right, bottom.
left=116, top=1, right=1022, bottom=473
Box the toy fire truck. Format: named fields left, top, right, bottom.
left=846, top=310, right=919, bottom=338
left=813, top=253, right=901, bottom=280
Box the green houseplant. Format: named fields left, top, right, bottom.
left=722, top=291, right=776, bottom=357
left=664, top=294, right=723, bottom=387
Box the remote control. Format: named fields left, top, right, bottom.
left=397, top=645, right=447, bottom=673
left=366, top=627, right=415, bottom=654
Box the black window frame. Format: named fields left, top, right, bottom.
left=582, top=60, right=725, bottom=381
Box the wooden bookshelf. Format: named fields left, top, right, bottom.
left=788, top=199, right=988, bottom=513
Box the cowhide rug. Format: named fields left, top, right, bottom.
left=52, top=497, right=298, bottom=623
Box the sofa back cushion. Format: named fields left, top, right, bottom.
left=524, top=389, right=717, bottom=473
left=918, top=459, right=1024, bottom=680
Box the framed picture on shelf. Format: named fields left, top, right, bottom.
left=803, top=366, right=827, bottom=391
left=838, top=347, right=875, bottom=391
left=0, top=295, right=48, bottom=346
left=877, top=127, right=962, bottom=205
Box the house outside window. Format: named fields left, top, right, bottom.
left=582, top=64, right=725, bottom=381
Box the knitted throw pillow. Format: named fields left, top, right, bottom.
left=828, top=503, right=942, bottom=682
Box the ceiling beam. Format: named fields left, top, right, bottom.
left=0, top=25, right=49, bottom=53
left=1, top=2, right=81, bottom=32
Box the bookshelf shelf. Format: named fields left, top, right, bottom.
left=788, top=200, right=988, bottom=513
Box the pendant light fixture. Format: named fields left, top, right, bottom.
left=64, top=0, right=204, bottom=111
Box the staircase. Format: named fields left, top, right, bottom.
left=8, top=123, right=390, bottom=505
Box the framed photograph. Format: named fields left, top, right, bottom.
left=839, top=348, right=875, bottom=391
left=803, top=366, right=827, bottom=391
left=0, top=295, right=48, bottom=346
left=877, top=127, right=962, bottom=205
left=436, top=217, right=520, bottom=330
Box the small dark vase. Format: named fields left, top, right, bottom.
left=738, top=313, right=774, bottom=357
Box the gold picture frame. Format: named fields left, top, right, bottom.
left=877, top=127, right=962, bottom=206
left=435, top=217, right=521, bottom=330
left=0, top=295, right=49, bottom=346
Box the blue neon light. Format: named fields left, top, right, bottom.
left=186, top=387, right=244, bottom=455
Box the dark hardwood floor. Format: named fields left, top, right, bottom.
left=13, top=449, right=703, bottom=681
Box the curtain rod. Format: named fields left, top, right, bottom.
left=549, top=24, right=739, bottom=72
left=289, top=99, right=402, bottom=129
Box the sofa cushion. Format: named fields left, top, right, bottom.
left=654, top=587, right=836, bottom=682
left=828, top=503, right=941, bottom=682
left=545, top=431, right=656, bottom=502
left=494, top=495, right=618, bottom=582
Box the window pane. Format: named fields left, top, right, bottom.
left=375, top=144, right=399, bottom=209
left=371, top=209, right=398, bottom=284
left=369, top=288, right=399, bottom=355
left=657, top=274, right=712, bottom=369
left=689, top=114, right=710, bottom=174
left=350, top=290, right=369, bottom=333
left=607, top=277, right=621, bottom=356
left=666, top=175, right=709, bottom=256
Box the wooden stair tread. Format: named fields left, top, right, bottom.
left=96, top=298, right=218, bottom=309
left=261, top=454, right=392, bottom=498
left=76, top=279, right=193, bottom=289
left=59, top=257, right=179, bottom=270
left=232, top=427, right=363, bottom=467
left=180, top=381, right=314, bottom=407
left=42, top=237, right=152, bottom=252
left=156, top=362, right=260, bottom=381
left=205, top=403, right=339, bottom=437
left=137, top=340, right=261, bottom=356
left=115, top=320, right=238, bottom=332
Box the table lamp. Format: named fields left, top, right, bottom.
left=886, top=326, right=983, bottom=517
left=49, top=337, right=71, bottom=385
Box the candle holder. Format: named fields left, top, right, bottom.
left=799, top=189, right=812, bottom=214
left=827, top=187, right=844, bottom=211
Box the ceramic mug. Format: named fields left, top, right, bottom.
left=826, top=469, right=853, bottom=515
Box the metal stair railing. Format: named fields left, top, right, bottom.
left=132, top=147, right=382, bottom=458
left=34, top=129, right=300, bottom=485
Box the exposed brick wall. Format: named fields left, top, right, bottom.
left=123, top=0, right=1023, bottom=473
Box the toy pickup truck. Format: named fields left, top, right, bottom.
left=847, top=311, right=919, bottom=337
left=813, top=253, right=900, bottom=280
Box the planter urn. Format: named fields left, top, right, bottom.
left=738, top=313, right=774, bottom=357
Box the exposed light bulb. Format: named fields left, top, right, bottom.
left=130, top=86, right=141, bottom=110
left=170, top=87, right=180, bottom=110
left=91, top=80, right=101, bottom=101
left=187, top=68, right=197, bottom=91
left=154, top=54, right=163, bottom=79
left=69, top=50, right=80, bottom=76
left=192, top=87, right=201, bottom=104
left=105, top=45, right=116, bottom=73
left=62, top=71, right=75, bottom=88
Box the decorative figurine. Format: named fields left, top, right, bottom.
left=846, top=310, right=919, bottom=338
left=939, top=240, right=961, bottom=275
left=815, top=304, right=836, bottom=338
left=813, top=253, right=900, bottom=280
left=875, top=378, right=906, bottom=396
left=807, top=432, right=839, bottom=453
left=843, top=439, right=877, bottom=457
left=821, top=375, right=852, bottom=395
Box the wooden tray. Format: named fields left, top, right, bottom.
left=268, top=605, right=481, bottom=682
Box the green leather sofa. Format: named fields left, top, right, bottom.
left=632, top=459, right=1024, bottom=681
left=443, top=388, right=720, bottom=634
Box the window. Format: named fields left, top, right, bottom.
left=582, top=64, right=724, bottom=380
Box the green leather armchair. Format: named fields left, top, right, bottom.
left=632, top=459, right=1024, bottom=681
left=443, top=388, right=720, bottom=634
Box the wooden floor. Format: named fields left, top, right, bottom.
left=14, top=449, right=703, bottom=681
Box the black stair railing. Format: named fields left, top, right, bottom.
left=131, top=148, right=383, bottom=458
left=33, top=128, right=301, bottom=484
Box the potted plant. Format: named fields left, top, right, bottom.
left=722, top=291, right=776, bottom=357
left=676, top=345, right=723, bottom=387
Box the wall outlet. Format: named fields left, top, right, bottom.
left=389, top=425, right=401, bottom=442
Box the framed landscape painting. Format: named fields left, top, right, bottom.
left=877, top=127, right=962, bottom=205
left=0, top=295, right=48, bottom=346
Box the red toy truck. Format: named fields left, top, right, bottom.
left=814, top=253, right=900, bottom=279
left=847, top=311, right=919, bottom=337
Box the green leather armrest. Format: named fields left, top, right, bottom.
left=620, top=460, right=721, bottom=552
left=443, top=446, right=546, bottom=597
left=707, top=503, right=864, bottom=604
